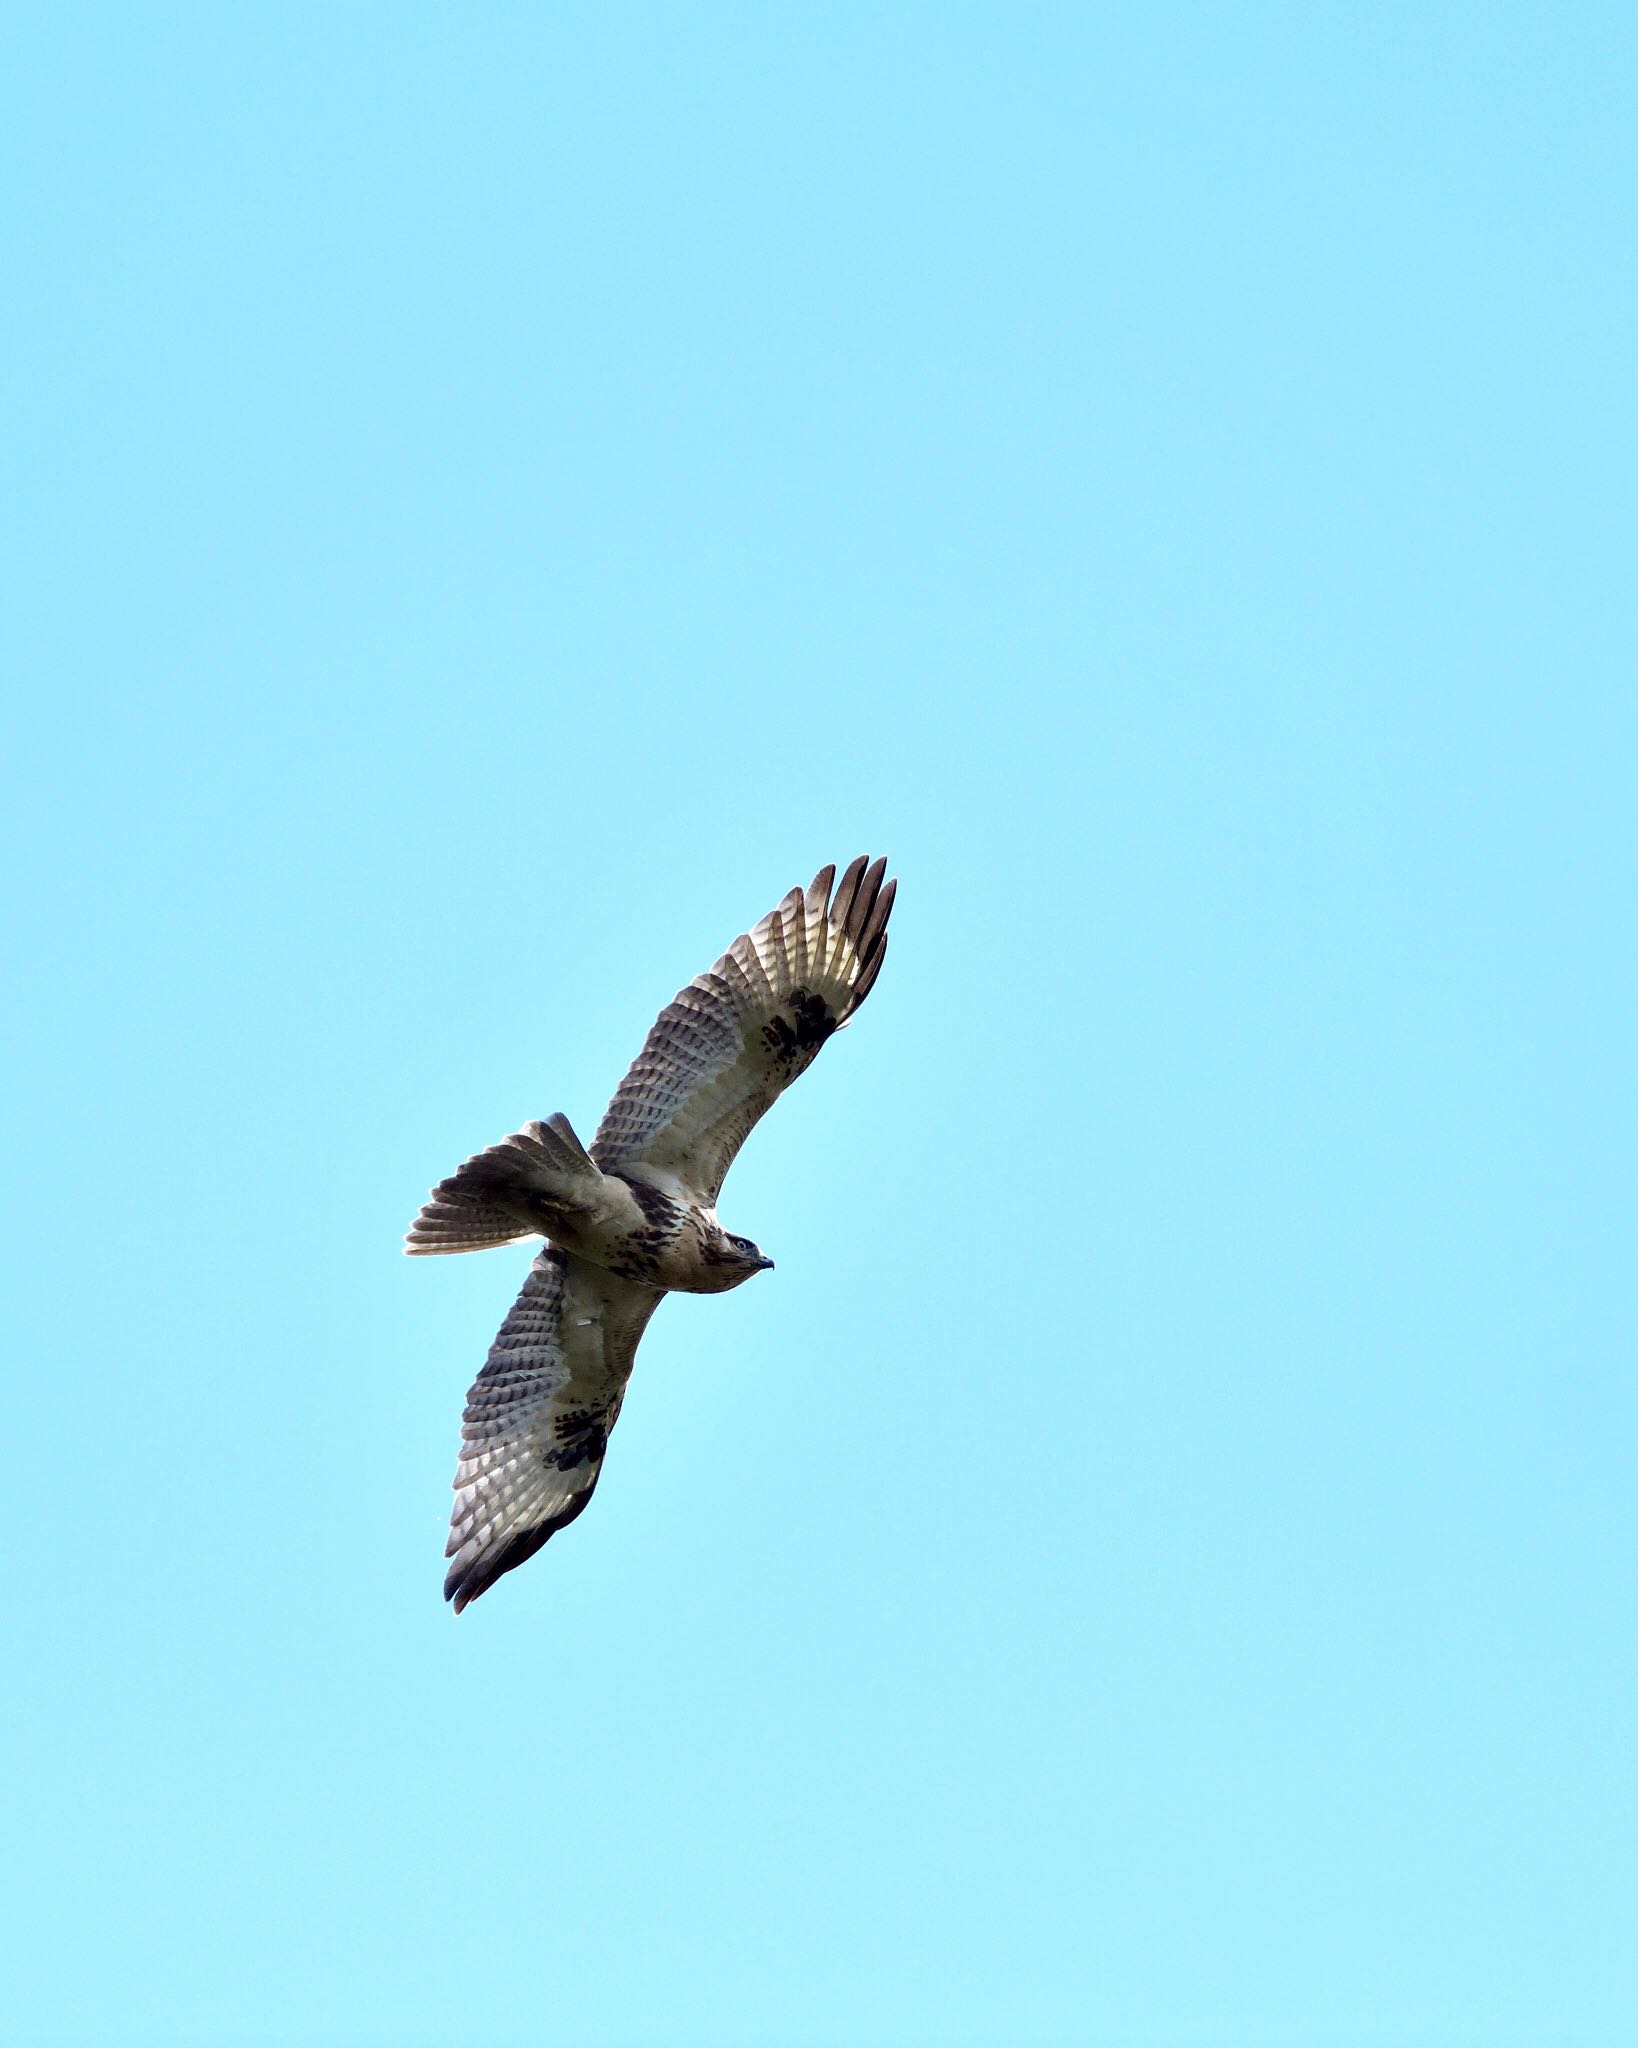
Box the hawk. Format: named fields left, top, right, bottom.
left=407, top=855, right=897, bottom=1610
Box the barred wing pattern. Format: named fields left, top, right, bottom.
left=443, top=1248, right=662, bottom=1611
left=591, top=855, right=896, bottom=1205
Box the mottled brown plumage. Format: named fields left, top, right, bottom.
left=408, top=857, right=897, bottom=1610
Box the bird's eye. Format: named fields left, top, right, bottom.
left=731, top=1235, right=751, bottom=1251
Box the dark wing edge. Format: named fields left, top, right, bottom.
left=588, top=855, right=897, bottom=1202
left=443, top=1248, right=662, bottom=1612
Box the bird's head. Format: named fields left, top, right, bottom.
left=707, top=1224, right=776, bottom=1289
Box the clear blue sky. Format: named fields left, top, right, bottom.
left=4, top=7, right=1635, bottom=2044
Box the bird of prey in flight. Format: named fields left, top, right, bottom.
left=406, top=855, right=897, bottom=1611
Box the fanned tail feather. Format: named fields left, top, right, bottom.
left=404, top=1113, right=600, bottom=1256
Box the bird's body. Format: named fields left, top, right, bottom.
left=407, top=855, right=896, bottom=1610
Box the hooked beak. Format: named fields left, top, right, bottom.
left=757, top=1255, right=776, bottom=1272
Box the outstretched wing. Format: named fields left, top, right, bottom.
left=591, top=855, right=896, bottom=1206
left=443, top=1248, right=662, bottom=1611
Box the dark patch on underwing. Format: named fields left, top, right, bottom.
left=762, top=986, right=837, bottom=1063
left=547, top=1408, right=609, bottom=1471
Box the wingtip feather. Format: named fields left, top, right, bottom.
left=831, top=856, right=895, bottom=1013
left=443, top=1495, right=593, bottom=1611
left=854, top=928, right=890, bottom=1002
left=831, top=853, right=869, bottom=931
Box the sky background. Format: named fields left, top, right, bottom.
left=4, top=7, right=1635, bottom=2045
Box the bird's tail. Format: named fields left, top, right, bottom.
left=404, top=1113, right=602, bottom=1255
